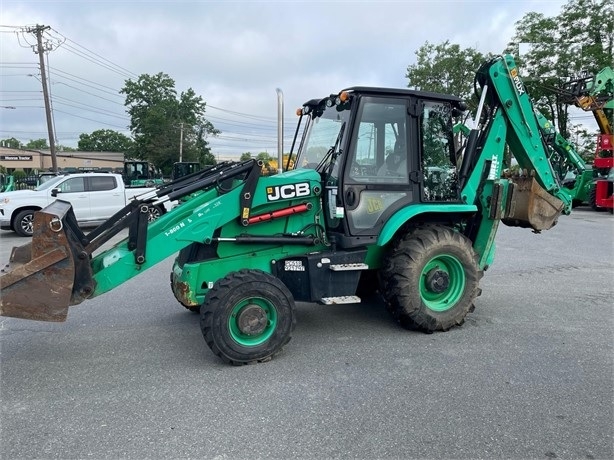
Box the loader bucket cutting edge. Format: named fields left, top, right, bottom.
left=0, top=200, right=95, bottom=322
left=502, top=177, right=564, bottom=231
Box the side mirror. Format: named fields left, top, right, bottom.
left=51, top=188, right=60, bottom=197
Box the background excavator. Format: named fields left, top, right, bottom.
left=535, top=111, right=593, bottom=208
left=561, top=66, right=614, bottom=211
left=1, top=54, right=572, bottom=365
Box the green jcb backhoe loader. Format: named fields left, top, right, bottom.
left=1, top=54, right=572, bottom=365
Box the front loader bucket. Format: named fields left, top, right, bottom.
left=0, top=200, right=95, bottom=322
left=502, top=177, right=564, bottom=232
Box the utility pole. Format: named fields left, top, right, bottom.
left=179, top=122, right=184, bottom=162
left=27, top=25, right=57, bottom=172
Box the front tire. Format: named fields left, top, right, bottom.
left=200, top=269, right=296, bottom=365
left=380, top=225, right=481, bottom=332
left=14, top=209, right=36, bottom=237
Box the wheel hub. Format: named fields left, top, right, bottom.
left=425, top=268, right=449, bottom=293
left=236, top=304, right=268, bottom=336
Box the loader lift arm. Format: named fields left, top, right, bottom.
left=78, top=160, right=258, bottom=259
left=0, top=159, right=325, bottom=321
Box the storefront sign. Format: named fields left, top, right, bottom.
left=1, top=155, right=33, bottom=161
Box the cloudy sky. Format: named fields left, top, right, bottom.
left=1, top=0, right=566, bottom=158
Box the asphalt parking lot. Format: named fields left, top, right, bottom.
left=1, top=207, right=613, bottom=459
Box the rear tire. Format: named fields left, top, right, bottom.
left=14, top=209, right=35, bottom=237
left=200, top=269, right=296, bottom=365
left=380, top=225, right=481, bottom=332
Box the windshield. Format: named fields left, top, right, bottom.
left=297, top=104, right=351, bottom=170
left=35, top=175, right=65, bottom=191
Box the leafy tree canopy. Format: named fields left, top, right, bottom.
left=406, top=41, right=491, bottom=112
left=505, top=0, right=613, bottom=141
left=56, top=144, right=76, bottom=152
left=406, top=0, right=612, bottom=160
left=78, top=129, right=134, bottom=152
left=1, top=138, right=74, bottom=152
left=1, top=137, right=22, bottom=149
left=256, top=152, right=273, bottom=162
left=121, top=73, right=219, bottom=175
left=25, top=139, right=49, bottom=149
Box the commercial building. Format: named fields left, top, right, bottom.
left=0, top=147, right=239, bottom=175
left=0, top=147, right=124, bottom=173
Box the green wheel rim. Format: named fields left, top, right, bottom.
left=228, top=297, right=277, bottom=346
left=419, top=255, right=466, bottom=312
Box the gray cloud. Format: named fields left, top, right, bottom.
left=1, top=0, right=564, bottom=156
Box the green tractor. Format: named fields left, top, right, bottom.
left=123, top=160, right=165, bottom=188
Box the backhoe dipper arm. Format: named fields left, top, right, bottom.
left=457, top=55, right=572, bottom=269
left=464, top=55, right=572, bottom=212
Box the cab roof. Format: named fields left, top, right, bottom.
left=342, top=86, right=464, bottom=104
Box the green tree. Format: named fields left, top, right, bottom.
left=406, top=41, right=490, bottom=111
left=240, top=152, right=253, bottom=161
left=256, top=152, right=272, bottom=162
left=505, top=0, right=614, bottom=137
left=1, top=137, right=22, bottom=149
left=194, top=125, right=217, bottom=165
left=121, top=73, right=219, bottom=175
left=78, top=129, right=134, bottom=152
left=25, top=139, right=49, bottom=149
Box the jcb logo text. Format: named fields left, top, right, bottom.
left=266, top=183, right=310, bottom=201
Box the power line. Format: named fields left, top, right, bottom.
left=52, top=108, right=129, bottom=129
left=1, top=24, right=297, bottom=154
left=49, top=66, right=125, bottom=93
left=47, top=81, right=125, bottom=106
left=207, top=104, right=278, bottom=123
left=58, top=42, right=134, bottom=79
left=49, top=28, right=138, bottom=79
left=52, top=97, right=129, bottom=120
left=48, top=70, right=124, bottom=98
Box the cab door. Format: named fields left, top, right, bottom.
left=87, top=175, right=124, bottom=220
left=51, top=177, right=90, bottom=221
left=341, top=96, right=419, bottom=239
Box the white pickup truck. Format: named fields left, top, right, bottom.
left=0, top=173, right=164, bottom=236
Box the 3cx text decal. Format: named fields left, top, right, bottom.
left=509, top=67, right=525, bottom=96
left=266, top=182, right=310, bottom=201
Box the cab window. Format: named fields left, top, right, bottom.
left=347, top=97, right=409, bottom=184
left=420, top=101, right=459, bottom=201
left=58, top=177, right=85, bottom=193
left=90, top=176, right=117, bottom=192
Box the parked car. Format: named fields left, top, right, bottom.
left=0, top=173, right=165, bottom=236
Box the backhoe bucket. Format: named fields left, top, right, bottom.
left=502, top=177, right=564, bottom=231
left=0, top=200, right=95, bottom=322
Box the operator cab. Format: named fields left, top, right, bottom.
left=294, top=87, right=466, bottom=248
